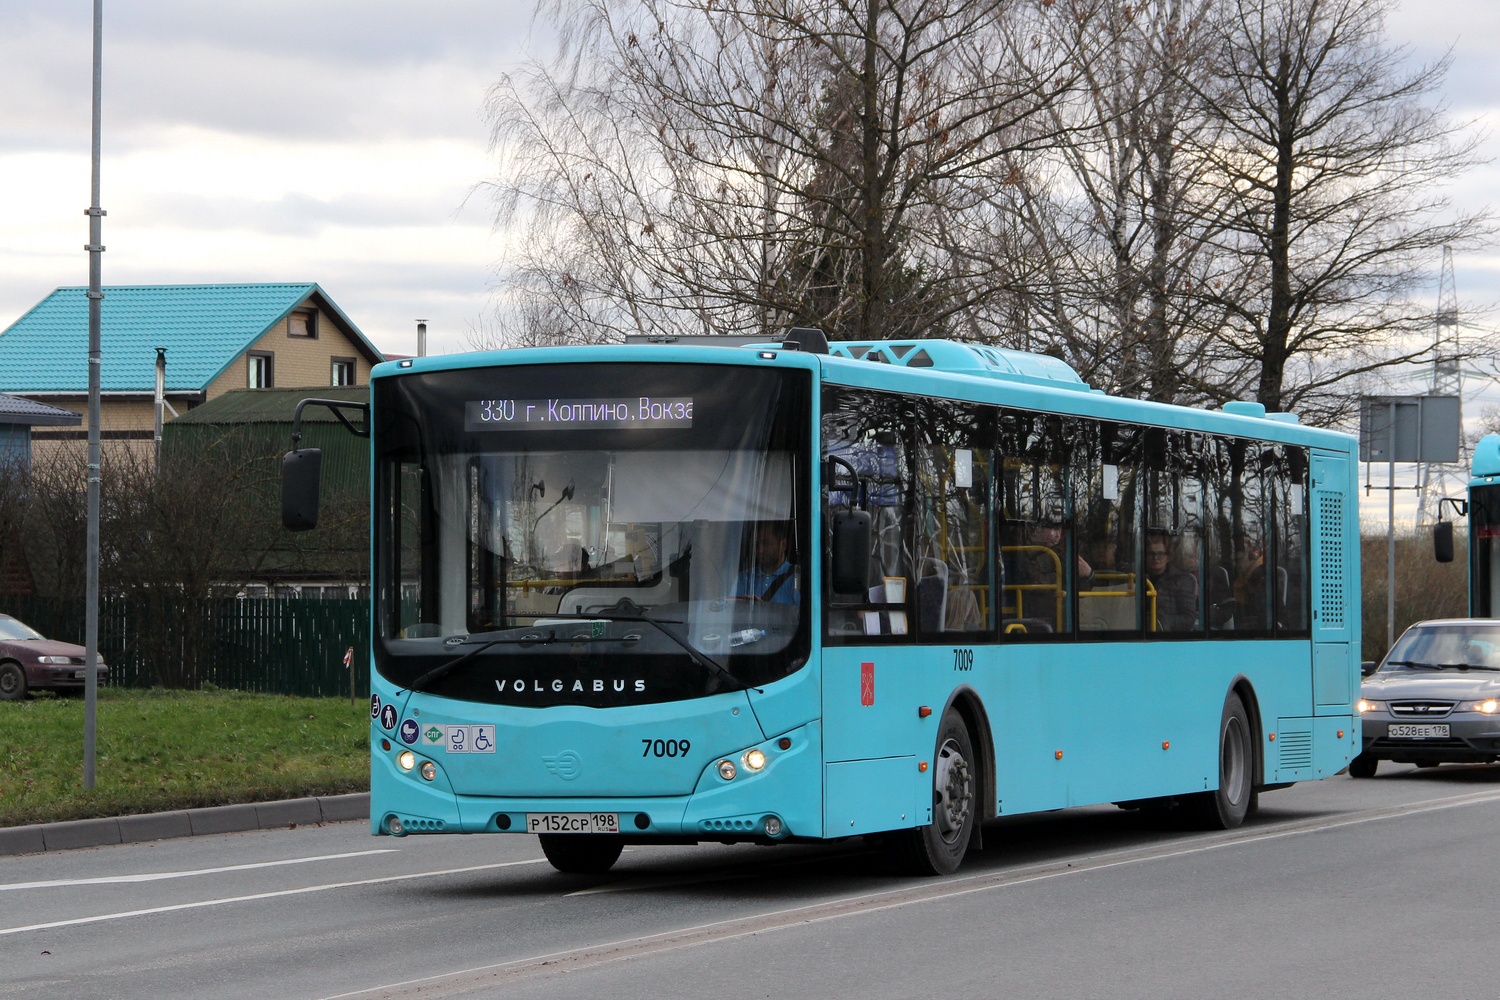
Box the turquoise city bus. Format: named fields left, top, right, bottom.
left=1462, top=435, right=1500, bottom=616
left=284, top=335, right=1361, bottom=875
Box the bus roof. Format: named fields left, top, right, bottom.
left=372, top=338, right=1350, bottom=449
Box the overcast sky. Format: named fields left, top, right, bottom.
left=0, top=0, right=1495, bottom=363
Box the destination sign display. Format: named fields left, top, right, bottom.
left=465, top=396, right=694, bottom=431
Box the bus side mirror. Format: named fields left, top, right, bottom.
left=282, top=448, right=323, bottom=532
left=831, top=510, right=871, bottom=594
left=1434, top=520, right=1454, bottom=563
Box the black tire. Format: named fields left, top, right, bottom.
left=888, top=708, right=976, bottom=876
left=0, top=661, right=26, bottom=702
left=1183, top=691, right=1254, bottom=830
left=538, top=835, right=623, bottom=874
left=1348, top=753, right=1379, bottom=779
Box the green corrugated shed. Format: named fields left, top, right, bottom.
left=164, top=385, right=371, bottom=497
left=162, top=386, right=370, bottom=583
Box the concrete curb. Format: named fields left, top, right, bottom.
left=0, top=793, right=369, bottom=857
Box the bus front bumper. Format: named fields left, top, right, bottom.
left=370, top=721, right=824, bottom=841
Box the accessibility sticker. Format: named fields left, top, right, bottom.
left=399, top=719, right=420, bottom=745
left=380, top=703, right=397, bottom=730
left=442, top=725, right=496, bottom=754
left=369, top=694, right=382, bottom=720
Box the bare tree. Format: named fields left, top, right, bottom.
left=1191, top=0, right=1489, bottom=421
left=482, top=0, right=1084, bottom=346
left=1002, top=0, right=1249, bottom=402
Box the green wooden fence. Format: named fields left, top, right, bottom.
left=2, top=595, right=369, bottom=698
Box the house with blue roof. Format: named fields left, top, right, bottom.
left=0, top=283, right=384, bottom=453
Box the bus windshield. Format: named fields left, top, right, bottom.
left=372, top=362, right=812, bottom=706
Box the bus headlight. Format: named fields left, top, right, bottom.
left=1356, top=699, right=1384, bottom=714
left=398, top=750, right=416, bottom=771
left=742, top=748, right=767, bottom=771
left=717, top=759, right=737, bottom=781
left=420, top=761, right=437, bottom=781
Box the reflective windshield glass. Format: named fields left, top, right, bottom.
left=374, top=362, right=812, bottom=706
left=1383, top=624, right=1500, bottom=670
left=0, top=617, right=42, bottom=641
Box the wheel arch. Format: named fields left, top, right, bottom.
left=940, top=684, right=997, bottom=823
left=1227, top=674, right=1265, bottom=789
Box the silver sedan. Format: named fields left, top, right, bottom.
left=1351, top=619, right=1500, bottom=777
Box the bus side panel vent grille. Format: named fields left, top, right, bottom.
left=1317, top=492, right=1345, bottom=628
left=1277, top=730, right=1313, bottom=770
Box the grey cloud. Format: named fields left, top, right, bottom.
left=0, top=0, right=533, bottom=151
left=127, top=191, right=476, bottom=237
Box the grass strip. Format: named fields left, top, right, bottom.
left=0, top=688, right=369, bottom=827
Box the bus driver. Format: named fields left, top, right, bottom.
left=734, top=521, right=800, bottom=604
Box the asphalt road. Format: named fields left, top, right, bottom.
left=5, top=763, right=1499, bottom=999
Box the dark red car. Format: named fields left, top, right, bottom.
left=0, top=614, right=108, bottom=700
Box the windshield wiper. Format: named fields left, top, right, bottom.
left=1384, top=659, right=1500, bottom=672
left=541, top=612, right=763, bottom=694
left=405, top=631, right=558, bottom=692
left=403, top=614, right=761, bottom=695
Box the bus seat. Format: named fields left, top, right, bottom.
left=917, top=558, right=948, bottom=632
left=1079, top=583, right=1136, bottom=631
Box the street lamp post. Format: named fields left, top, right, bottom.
left=83, top=0, right=105, bottom=789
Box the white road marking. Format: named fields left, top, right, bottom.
left=0, top=849, right=399, bottom=892
left=0, top=858, right=548, bottom=937
left=322, top=787, right=1500, bottom=998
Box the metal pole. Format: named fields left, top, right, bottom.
left=1387, top=402, right=1396, bottom=652
left=83, top=0, right=105, bottom=789
left=153, top=347, right=165, bottom=469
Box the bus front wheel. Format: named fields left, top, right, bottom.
left=1184, top=691, right=1253, bottom=830
left=538, top=834, right=623, bottom=874
left=889, top=708, right=976, bottom=876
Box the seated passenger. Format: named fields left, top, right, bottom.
left=1145, top=530, right=1196, bottom=631
left=1233, top=534, right=1269, bottom=629
left=1007, top=519, right=1091, bottom=630
left=734, top=521, right=800, bottom=605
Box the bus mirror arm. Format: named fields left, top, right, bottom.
left=826, top=455, right=867, bottom=510
left=282, top=398, right=371, bottom=533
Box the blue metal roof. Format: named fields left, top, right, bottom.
left=0, top=393, right=81, bottom=425
left=0, top=283, right=380, bottom=394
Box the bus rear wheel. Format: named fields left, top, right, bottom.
left=538, top=834, right=623, bottom=874
left=1183, top=691, right=1253, bottom=830
left=889, top=708, right=976, bottom=876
